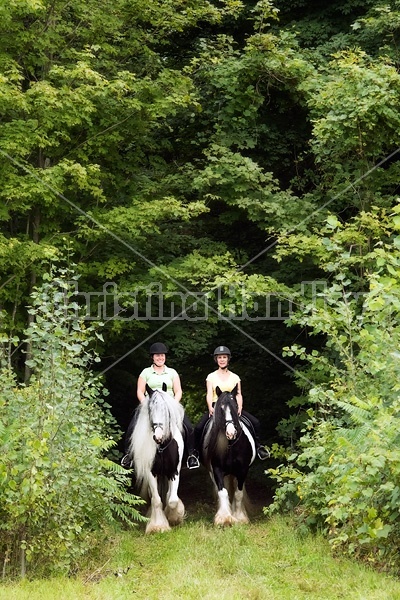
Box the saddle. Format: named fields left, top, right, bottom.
left=239, top=414, right=256, bottom=440
left=201, top=414, right=256, bottom=446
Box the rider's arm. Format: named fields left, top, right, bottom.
left=206, top=379, right=215, bottom=415
left=236, top=380, right=243, bottom=416
left=172, top=374, right=182, bottom=402
left=137, top=375, right=147, bottom=403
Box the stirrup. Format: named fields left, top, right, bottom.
left=187, top=454, right=200, bottom=470
left=121, top=454, right=133, bottom=469
left=257, top=446, right=270, bottom=461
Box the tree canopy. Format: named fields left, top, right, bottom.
left=2, top=0, right=400, bottom=573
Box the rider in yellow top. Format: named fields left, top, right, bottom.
left=195, top=345, right=270, bottom=460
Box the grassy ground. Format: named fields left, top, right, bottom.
left=2, top=465, right=400, bottom=600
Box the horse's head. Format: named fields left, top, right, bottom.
left=145, top=383, right=169, bottom=443
left=145, top=383, right=183, bottom=444
left=214, top=385, right=240, bottom=441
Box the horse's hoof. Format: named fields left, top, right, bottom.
left=145, top=524, right=171, bottom=534
left=233, top=514, right=249, bottom=524
left=167, top=516, right=184, bottom=526
left=214, top=515, right=235, bottom=527
left=165, top=500, right=185, bottom=526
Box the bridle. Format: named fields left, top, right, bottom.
left=151, top=421, right=175, bottom=452
left=148, top=394, right=170, bottom=445
left=221, top=395, right=241, bottom=442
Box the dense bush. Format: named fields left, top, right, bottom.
left=0, top=273, right=144, bottom=578
left=267, top=207, right=400, bottom=571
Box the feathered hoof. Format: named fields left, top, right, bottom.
left=145, top=522, right=171, bottom=534
left=232, top=513, right=250, bottom=524
left=214, top=513, right=236, bottom=527
left=165, top=500, right=185, bottom=526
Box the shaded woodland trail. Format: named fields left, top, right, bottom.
left=177, top=459, right=274, bottom=523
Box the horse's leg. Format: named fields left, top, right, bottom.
left=164, top=444, right=185, bottom=526
left=164, top=475, right=185, bottom=526
left=231, top=471, right=250, bottom=524
left=145, top=474, right=171, bottom=534
left=211, top=467, right=235, bottom=526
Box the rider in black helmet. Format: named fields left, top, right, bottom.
left=194, top=345, right=270, bottom=460
left=121, top=342, right=200, bottom=470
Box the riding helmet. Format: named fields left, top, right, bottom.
left=213, top=345, right=231, bottom=358
left=149, top=342, right=168, bottom=355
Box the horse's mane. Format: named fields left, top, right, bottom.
left=129, top=389, right=184, bottom=486
left=207, top=390, right=241, bottom=453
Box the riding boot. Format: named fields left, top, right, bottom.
left=184, top=414, right=200, bottom=469
left=241, top=410, right=270, bottom=460
left=194, top=412, right=209, bottom=454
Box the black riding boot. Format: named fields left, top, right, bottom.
left=241, top=410, right=270, bottom=460
left=184, top=414, right=200, bottom=469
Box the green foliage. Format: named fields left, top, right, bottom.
left=267, top=206, right=400, bottom=569
left=0, top=272, right=144, bottom=578
left=192, top=143, right=298, bottom=231
left=3, top=0, right=400, bottom=574
left=303, top=51, right=400, bottom=170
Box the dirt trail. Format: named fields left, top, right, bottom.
left=178, top=460, right=273, bottom=521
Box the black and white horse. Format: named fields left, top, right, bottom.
left=128, top=384, right=185, bottom=533
left=200, top=385, right=256, bottom=526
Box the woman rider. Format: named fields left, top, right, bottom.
left=194, top=345, right=270, bottom=460
left=121, top=342, right=200, bottom=469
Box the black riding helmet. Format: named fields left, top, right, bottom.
left=149, top=342, right=168, bottom=355
left=213, top=345, right=231, bottom=362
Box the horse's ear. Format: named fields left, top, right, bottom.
left=146, top=384, right=154, bottom=396
left=162, top=382, right=167, bottom=392
left=216, top=386, right=222, bottom=397
left=231, top=384, right=238, bottom=397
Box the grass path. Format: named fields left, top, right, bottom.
left=1, top=465, right=400, bottom=600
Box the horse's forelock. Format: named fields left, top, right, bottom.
left=148, top=390, right=170, bottom=436
left=147, top=389, right=184, bottom=436
left=214, top=392, right=240, bottom=430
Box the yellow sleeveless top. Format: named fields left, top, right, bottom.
left=206, top=370, right=240, bottom=402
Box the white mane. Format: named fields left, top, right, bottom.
left=129, top=389, right=184, bottom=485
